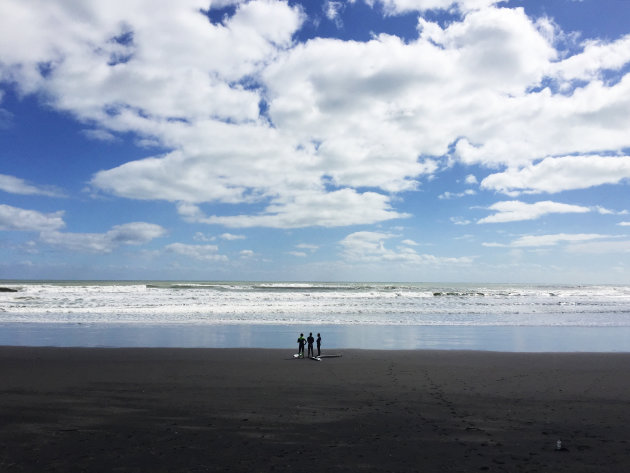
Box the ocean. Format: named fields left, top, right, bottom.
left=1, top=281, right=630, bottom=351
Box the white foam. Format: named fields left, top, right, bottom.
left=1, top=282, right=629, bottom=326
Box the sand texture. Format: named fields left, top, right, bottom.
left=1, top=347, right=629, bottom=472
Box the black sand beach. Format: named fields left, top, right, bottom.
left=1, top=347, right=629, bottom=472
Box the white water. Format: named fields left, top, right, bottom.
left=2, top=281, right=630, bottom=327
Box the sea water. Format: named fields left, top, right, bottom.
left=1, top=281, right=629, bottom=351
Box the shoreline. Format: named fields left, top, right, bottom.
left=2, top=346, right=630, bottom=471
left=1, top=322, right=629, bottom=352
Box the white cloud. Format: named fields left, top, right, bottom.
left=82, top=128, right=119, bottom=142
left=209, top=0, right=247, bottom=8
left=465, top=174, right=478, bottom=185
left=220, top=233, right=246, bottom=240
left=185, top=189, right=409, bottom=228
left=401, top=239, right=418, bottom=246
left=340, top=231, right=472, bottom=264
left=239, top=249, right=254, bottom=258
left=478, top=200, right=590, bottom=223
left=0, top=204, right=65, bottom=232
left=482, top=233, right=617, bottom=250
left=41, top=222, right=166, bottom=253
left=481, top=241, right=506, bottom=248
left=566, top=240, right=630, bottom=254
left=324, top=1, right=345, bottom=24
left=439, top=189, right=476, bottom=199
left=454, top=76, right=630, bottom=168
left=296, top=243, right=319, bottom=252
left=165, top=242, right=228, bottom=262
left=594, top=206, right=628, bottom=216
left=193, top=231, right=245, bottom=241
left=481, top=155, right=630, bottom=195
left=451, top=216, right=472, bottom=225
left=367, top=0, right=500, bottom=15
left=552, top=34, right=630, bottom=82
left=193, top=232, right=216, bottom=242
left=0, top=0, right=303, bottom=116
left=288, top=251, right=308, bottom=257
left=619, top=222, right=630, bottom=227
left=510, top=233, right=610, bottom=248
left=0, top=174, right=64, bottom=197
left=2, top=1, right=630, bottom=231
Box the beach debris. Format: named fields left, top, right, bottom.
left=555, top=440, right=569, bottom=452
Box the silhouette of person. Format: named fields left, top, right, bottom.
left=307, top=332, right=315, bottom=358
left=316, top=333, right=321, bottom=356
left=297, top=333, right=306, bottom=358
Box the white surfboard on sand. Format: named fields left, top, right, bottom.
left=293, top=354, right=341, bottom=360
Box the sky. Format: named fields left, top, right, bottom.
left=0, top=0, right=629, bottom=283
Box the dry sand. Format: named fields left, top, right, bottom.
left=1, top=347, right=629, bottom=472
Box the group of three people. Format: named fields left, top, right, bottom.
left=297, top=332, right=321, bottom=358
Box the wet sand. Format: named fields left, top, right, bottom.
left=1, top=347, right=629, bottom=472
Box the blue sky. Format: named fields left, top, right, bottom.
left=1, top=0, right=629, bottom=283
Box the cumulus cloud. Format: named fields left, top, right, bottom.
left=0, top=204, right=65, bottom=232
left=192, top=231, right=246, bottom=241
left=41, top=222, right=166, bottom=253
left=453, top=76, right=630, bottom=168
left=0, top=174, right=64, bottom=197
left=182, top=189, right=409, bottom=228
left=193, top=232, right=216, bottom=242
left=220, top=233, right=246, bottom=240
left=367, top=0, right=500, bottom=15
left=439, top=189, right=476, bottom=199
left=2, top=0, right=630, bottom=230
left=0, top=204, right=164, bottom=253
left=481, top=155, right=630, bottom=195
left=552, top=34, right=630, bottom=82
left=165, top=242, right=228, bottom=262
left=478, top=200, right=590, bottom=223
left=324, top=1, right=345, bottom=26
left=340, top=231, right=472, bottom=264
left=239, top=249, right=254, bottom=258
left=465, top=174, right=478, bottom=185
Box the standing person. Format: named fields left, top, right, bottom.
left=307, top=332, right=315, bottom=358
left=297, top=333, right=306, bottom=358
left=316, top=333, right=322, bottom=357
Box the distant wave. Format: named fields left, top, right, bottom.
left=146, top=282, right=397, bottom=292
left=1, top=281, right=629, bottom=327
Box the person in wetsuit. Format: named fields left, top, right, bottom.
left=316, top=333, right=321, bottom=357
left=307, top=332, right=315, bottom=358
left=297, top=333, right=306, bottom=358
